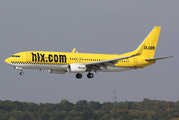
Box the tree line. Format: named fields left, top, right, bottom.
left=0, top=98, right=179, bottom=120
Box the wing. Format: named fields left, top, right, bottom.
left=85, top=55, right=135, bottom=70
left=85, top=45, right=144, bottom=71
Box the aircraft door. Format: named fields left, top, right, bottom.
left=134, top=58, right=137, bottom=67
left=26, top=53, right=31, bottom=62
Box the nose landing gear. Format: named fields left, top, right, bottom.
left=14, top=67, right=24, bottom=75
left=20, top=71, right=24, bottom=75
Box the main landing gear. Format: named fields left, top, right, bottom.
left=76, top=73, right=82, bottom=79
left=76, top=72, right=94, bottom=79
left=87, top=72, right=94, bottom=78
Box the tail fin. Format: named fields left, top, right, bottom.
left=134, top=26, right=161, bottom=58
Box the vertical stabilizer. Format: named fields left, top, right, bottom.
left=135, top=26, right=161, bottom=58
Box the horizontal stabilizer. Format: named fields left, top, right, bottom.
left=145, top=56, right=175, bottom=61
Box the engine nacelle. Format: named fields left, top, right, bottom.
left=67, top=63, right=86, bottom=73
left=48, top=69, right=66, bottom=74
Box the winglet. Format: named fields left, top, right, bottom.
left=72, top=48, right=76, bottom=53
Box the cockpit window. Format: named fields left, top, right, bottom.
left=12, top=55, right=20, bottom=58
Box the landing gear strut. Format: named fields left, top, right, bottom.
left=76, top=73, right=82, bottom=79
left=87, top=72, right=94, bottom=78
left=14, top=67, right=24, bottom=75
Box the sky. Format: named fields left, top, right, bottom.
left=0, top=1, right=178, bottom=104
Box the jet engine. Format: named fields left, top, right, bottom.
left=67, top=63, right=86, bottom=73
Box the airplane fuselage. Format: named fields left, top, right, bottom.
left=5, top=26, right=173, bottom=79
left=5, top=51, right=154, bottom=72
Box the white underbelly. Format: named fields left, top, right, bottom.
left=9, top=63, right=67, bottom=70
left=8, top=63, right=135, bottom=72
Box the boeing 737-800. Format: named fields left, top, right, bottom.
left=5, top=26, right=174, bottom=79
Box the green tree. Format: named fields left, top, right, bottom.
left=74, top=100, right=88, bottom=112
left=88, top=101, right=101, bottom=111
left=81, top=110, right=93, bottom=120
left=40, top=112, right=50, bottom=120
left=59, top=100, right=74, bottom=112
left=20, top=113, right=31, bottom=120
left=27, top=102, right=39, bottom=112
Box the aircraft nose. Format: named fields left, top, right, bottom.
left=5, top=57, right=11, bottom=63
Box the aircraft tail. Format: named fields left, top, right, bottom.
left=134, top=26, right=161, bottom=58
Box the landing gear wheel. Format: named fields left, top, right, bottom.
left=87, top=73, right=94, bottom=78
left=76, top=73, right=82, bottom=79
left=20, top=71, right=24, bottom=75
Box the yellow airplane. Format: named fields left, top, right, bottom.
left=5, top=26, right=174, bottom=79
